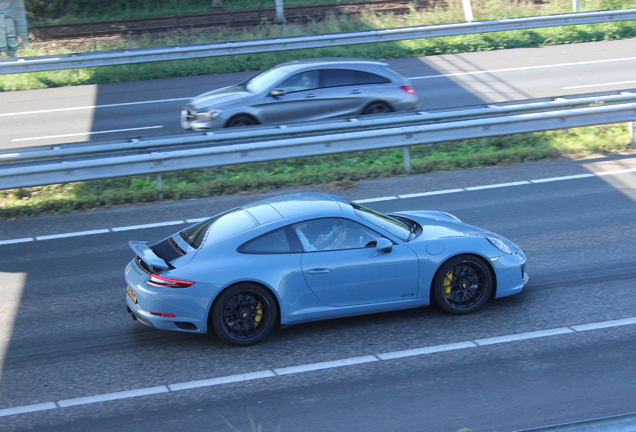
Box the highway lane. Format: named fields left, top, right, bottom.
left=1, top=155, right=636, bottom=430
left=1, top=38, right=636, bottom=149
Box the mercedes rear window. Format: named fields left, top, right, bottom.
left=180, top=209, right=258, bottom=249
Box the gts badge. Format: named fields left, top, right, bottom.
left=400, top=293, right=415, bottom=298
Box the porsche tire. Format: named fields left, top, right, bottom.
left=432, top=255, right=493, bottom=315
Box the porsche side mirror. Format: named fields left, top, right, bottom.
left=376, top=238, right=393, bottom=253
left=270, top=89, right=284, bottom=97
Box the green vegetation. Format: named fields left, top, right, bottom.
left=26, top=0, right=354, bottom=23
left=4, top=0, right=635, bottom=91
left=1, top=0, right=634, bottom=219
left=1, top=124, right=632, bottom=219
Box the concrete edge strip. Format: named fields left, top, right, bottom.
left=1, top=168, right=615, bottom=243
left=2, top=315, right=635, bottom=418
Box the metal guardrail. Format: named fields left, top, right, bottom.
left=0, top=9, right=635, bottom=74
left=2, top=90, right=635, bottom=164
left=1, top=94, right=636, bottom=189
left=515, top=412, right=636, bottom=431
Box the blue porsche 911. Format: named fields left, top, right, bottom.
left=125, top=193, right=528, bottom=346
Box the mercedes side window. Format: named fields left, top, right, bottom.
left=277, top=70, right=320, bottom=93
left=320, top=69, right=391, bottom=88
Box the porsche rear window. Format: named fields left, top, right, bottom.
left=180, top=209, right=258, bottom=249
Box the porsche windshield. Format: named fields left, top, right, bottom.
left=352, top=203, right=411, bottom=241
left=180, top=209, right=258, bottom=249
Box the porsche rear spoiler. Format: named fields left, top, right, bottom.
left=129, top=241, right=169, bottom=270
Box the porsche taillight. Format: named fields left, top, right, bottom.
left=148, top=274, right=195, bottom=288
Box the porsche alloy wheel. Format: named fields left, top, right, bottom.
left=433, top=255, right=493, bottom=315
left=212, top=283, right=277, bottom=346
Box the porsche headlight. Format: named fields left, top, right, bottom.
left=486, top=236, right=513, bottom=255
left=195, top=110, right=222, bottom=121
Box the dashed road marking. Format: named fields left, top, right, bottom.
left=0, top=167, right=626, bottom=244
left=2, top=316, right=635, bottom=418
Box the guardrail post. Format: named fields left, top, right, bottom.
left=630, top=122, right=635, bottom=148
left=156, top=173, right=163, bottom=200
left=461, top=0, right=474, bottom=22
left=403, top=147, right=412, bottom=173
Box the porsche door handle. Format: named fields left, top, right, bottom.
left=307, top=269, right=330, bottom=275
left=305, top=94, right=316, bottom=98
left=350, top=90, right=361, bottom=94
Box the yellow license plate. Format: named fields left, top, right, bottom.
left=127, top=286, right=138, bottom=303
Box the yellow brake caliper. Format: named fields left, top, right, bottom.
left=443, top=270, right=453, bottom=298
left=253, top=302, right=263, bottom=327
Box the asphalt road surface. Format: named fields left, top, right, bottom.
left=2, top=152, right=636, bottom=431
left=1, top=38, right=636, bottom=149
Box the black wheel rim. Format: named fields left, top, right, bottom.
left=228, top=116, right=254, bottom=127
left=441, top=261, right=489, bottom=311
left=220, top=291, right=269, bottom=341
left=365, top=103, right=390, bottom=114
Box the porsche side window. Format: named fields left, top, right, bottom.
left=294, top=218, right=381, bottom=252
left=241, top=228, right=298, bottom=254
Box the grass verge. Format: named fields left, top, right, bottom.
left=1, top=0, right=634, bottom=219
left=1, top=124, right=633, bottom=220
left=3, top=0, right=636, bottom=91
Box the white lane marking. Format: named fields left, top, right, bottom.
left=273, top=355, right=380, bottom=376
left=2, top=55, right=635, bottom=117
left=185, top=217, right=209, bottom=223
left=409, top=56, right=636, bottom=80
left=571, top=317, right=636, bottom=331
left=111, top=220, right=185, bottom=231
left=352, top=196, right=398, bottom=203
left=398, top=188, right=464, bottom=199
left=377, top=341, right=477, bottom=360
left=35, top=229, right=110, bottom=241
left=57, top=386, right=169, bottom=408
left=473, top=327, right=574, bottom=346
left=563, top=80, right=636, bottom=90
left=168, top=371, right=276, bottom=391
left=0, top=237, right=33, bottom=245
left=12, top=126, right=164, bottom=142
left=595, top=167, right=636, bottom=176
left=0, top=166, right=626, bottom=244
left=530, top=173, right=596, bottom=183
left=0, top=402, right=58, bottom=417
left=465, top=181, right=531, bottom=191
left=2, top=315, right=635, bottom=418
left=0, top=97, right=190, bottom=118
